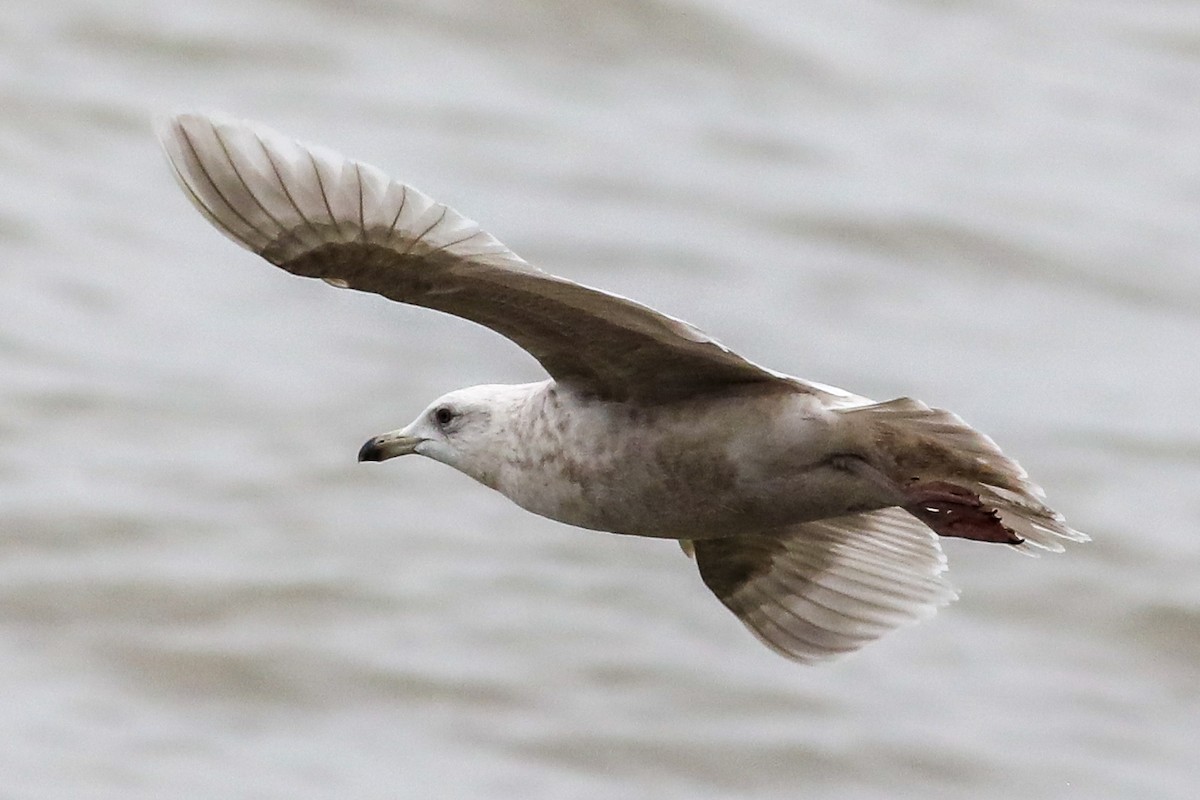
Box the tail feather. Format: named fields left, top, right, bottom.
left=844, top=397, right=1087, bottom=553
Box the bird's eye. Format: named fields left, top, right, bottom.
left=434, top=407, right=455, bottom=426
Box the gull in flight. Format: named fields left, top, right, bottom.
left=158, top=113, right=1087, bottom=664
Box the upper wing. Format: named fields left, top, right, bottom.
left=157, top=112, right=795, bottom=404
left=692, top=508, right=958, bottom=663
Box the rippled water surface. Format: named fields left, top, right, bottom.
left=2, top=1, right=1199, bottom=797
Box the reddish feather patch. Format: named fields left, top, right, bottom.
left=903, top=480, right=1023, bottom=545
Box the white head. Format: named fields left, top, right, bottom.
left=357, top=383, right=539, bottom=487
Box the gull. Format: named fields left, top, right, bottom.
left=157, top=112, right=1087, bottom=664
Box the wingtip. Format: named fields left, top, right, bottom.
left=152, top=111, right=193, bottom=166
left=152, top=110, right=224, bottom=180
left=154, top=110, right=264, bottom=154
left=153, top=109, right=213, bottom=146
left=151, top=111, right=179, bottom=144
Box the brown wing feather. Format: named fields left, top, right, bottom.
left=277, top=241, right=786, bottom=401
left=159, top=112, right=794, bottom=403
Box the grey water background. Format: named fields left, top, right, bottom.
left=1, top=0, right=1197, bottom=797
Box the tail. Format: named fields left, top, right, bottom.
left=842, top=398, right=1088, bottom=553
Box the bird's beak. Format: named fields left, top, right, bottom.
left=358, top=431, right=424, bottom=462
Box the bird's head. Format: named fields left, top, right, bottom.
left=357, top=383, right=538, bottom=486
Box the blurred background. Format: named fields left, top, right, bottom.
left=2, top=0, right=1198, bottom=797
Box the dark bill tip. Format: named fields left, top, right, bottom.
left=358, top=438, right=385, bottom=462
left=357, top=432, right=421, bottom=462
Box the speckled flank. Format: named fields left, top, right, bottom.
left=489, top=382, right=889, bottom=539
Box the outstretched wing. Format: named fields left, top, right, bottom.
left=157, top=112, right=794, bottom=404
left=692, top=508, right=958, bottom=663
